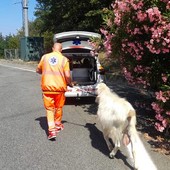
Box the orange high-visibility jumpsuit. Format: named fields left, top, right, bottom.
left=37, top=51, right=70, bottom=131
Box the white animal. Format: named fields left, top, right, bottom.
left=95, top=83, right=139, bottom=169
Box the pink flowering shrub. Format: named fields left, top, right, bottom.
left=100, top=0, right=170, bottom=134
left=151, top=88, right=170, bottom=133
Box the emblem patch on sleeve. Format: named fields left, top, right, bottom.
left=49, top=56, right=58, bottom=66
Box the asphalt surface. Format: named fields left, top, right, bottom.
left=0, top=59, right=169, bottom=170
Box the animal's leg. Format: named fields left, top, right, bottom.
left=109, top=140, right=120, bottom=159
left=103, top=128, right=121, bottom=159
left=103, top=133, right=113, bottom=151
left=103, top=133, right=119, bottom=159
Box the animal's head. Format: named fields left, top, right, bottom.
left=96, top=83, right=109, bottom=95
left=95, top=83, right=106, bottom=103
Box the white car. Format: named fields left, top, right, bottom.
left=53, top=31, right=105, bottom=98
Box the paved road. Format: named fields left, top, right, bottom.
left=0, top=60, right=169, bottom=170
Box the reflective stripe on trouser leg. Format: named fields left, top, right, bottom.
left=43, top=93, right=56, bottom=131
left=54, top=93, right=66, bottom=125
left=55, top=108, right=62, bottom=124
left=46, top=109, right=55, bottom=131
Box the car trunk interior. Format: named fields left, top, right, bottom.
left=66, top=55, right=97, bottom=85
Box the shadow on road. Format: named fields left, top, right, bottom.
left=85, top=123, right=134, bottom=170
left=85, top=123, right=109, bottom=156
left=35, top=117, right=68, bottom=136
left=35, top=116, right=48, bottom=136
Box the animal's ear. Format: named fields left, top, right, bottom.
left=96, top=83, right=105, bottom=89
left=96, top=83, right=105, bottom=95
left=99, top=83, right=107, bottom=91
left=96, top=83, right=102, bottom=93
left=96, top=83, right=101, bottom=89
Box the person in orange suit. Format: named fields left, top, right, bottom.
left=36, top=43, right=72, bottom=140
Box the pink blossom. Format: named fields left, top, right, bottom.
left=161, top=74, right=168, bottom=83
left=150, top=39, right=154, bottom=45
left=151, top=102, right=163, bottom=114
left=155, top=91, right=167, bottom=102
left=117, top=1, right=130, bottom=12
left=136, top=55, right=142, bottom=60
left=137, top=10, right=147, bottom=22
left=164, top=38, right=170, bottom=43
left=132, top=1, right=143, bottom=10
left=134, top=65, right=143, bottom=73
left=100, top=28, right=108, bottom=36
left=133, top=28, right=142, bottom=35
left=162, top=119, right=168, bottom=128
left=155, top=91, right=170, bottom=103
left=162, top=48, right=169, bottom=53
left=155, top=113, right=164, bottom=121
left=146, top=7, right=162, bottom=22
left=166, top=2, right=170, bottom=10
left=114, top=13, right=122, bottom=26
left=155, top=122, right=165, bottom=132
left=122, top=67, right=136, bottom=84
left=166, top=111, right=170, bottom=115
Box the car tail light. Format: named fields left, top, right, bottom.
left=99, top=66, right=105, bottom=75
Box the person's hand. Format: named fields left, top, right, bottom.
left=36, top=68, right=42, bottom=74
left=72, top=81, right=77, bottom=86
left=68, top=83, right=73, bottom=87
left=68, top=81, right=77, bottom=87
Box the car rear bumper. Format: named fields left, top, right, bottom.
left=65, top=85, right=97, bottom=97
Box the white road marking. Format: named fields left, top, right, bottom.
left=0, top=63, right=36, bottom=73
left=126, top=133, right=157, bottom=170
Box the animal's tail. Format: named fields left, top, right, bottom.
left=122, top=109, right=137, bottom=146
left=127, top=109, right=138, bottom=141
left=128, top=109, right=136, bottom=126
left=126, top=110, right=158, bottom=170
left=125, top=109, right=139, bottom=169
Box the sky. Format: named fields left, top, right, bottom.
left=0, top=0, right=37, bottom=36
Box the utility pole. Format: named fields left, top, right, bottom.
left=22, top=0, right=29, bottom=37
left=20, top=0, right=43, bottom=61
